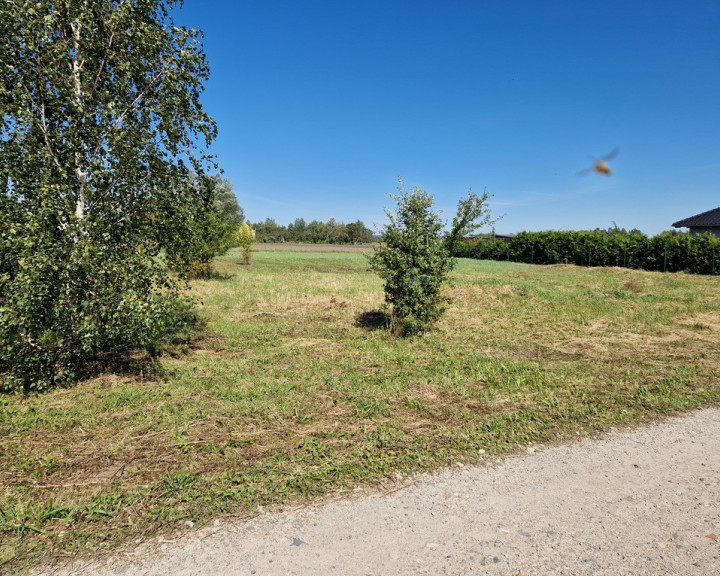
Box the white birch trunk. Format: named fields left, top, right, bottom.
left=71, top=16, right=87, bottom=220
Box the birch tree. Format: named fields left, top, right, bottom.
left=0, top=0, right=217, bottom=391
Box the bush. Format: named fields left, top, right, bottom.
left=161, top=174, right=244, bottom=279
left=369, top=184, right=452, bottom=336
left=236, top=223, right=256, bottom=265
left=369, top=182, right=497, bottom=336
left=0, top=218, right=190, bottom=393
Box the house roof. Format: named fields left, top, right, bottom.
left=672, top=207, right=720, bottom=228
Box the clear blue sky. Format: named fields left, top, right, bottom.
left=175, top=0, right=719, bottom=235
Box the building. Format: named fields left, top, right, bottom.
left=672, top=207, right=720, bottom=239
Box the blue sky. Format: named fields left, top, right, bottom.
left=175, top=0, right=720, bottom=235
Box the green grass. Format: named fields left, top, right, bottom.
left=2, top=250, right=720, bottom=573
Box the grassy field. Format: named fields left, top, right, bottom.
left=2, top=249, right=720, bottom=572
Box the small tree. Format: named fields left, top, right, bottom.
left=445, top=188, right=499, bottom=254
left=369, top=182, right=451, bottom=336
left=236, top=223, right=256, bottom=265
left=369, top=180, right=497, bottom=336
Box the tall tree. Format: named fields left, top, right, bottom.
left=346, top=220, right=375, bottom=243
left=0, top=0, right=217, bottom=391
left=160, top=174, right=244, bottom=278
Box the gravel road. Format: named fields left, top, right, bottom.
left=38, top=408, right=720, bottom=576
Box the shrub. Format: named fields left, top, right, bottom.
left=0, top=218, right=191, bottom=393
left=236, top=223, right=256, bottom=265
left=369, top=184, right=451, bottom=336
left=161, top=175, right=244, bottom=279
left=369, top=181, right=497, bottom=336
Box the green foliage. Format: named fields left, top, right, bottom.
left=0, top=0, right=215, bottom=390
left=252, top=218, right=287, bottom=243
left=0, top=217, right=192, bottom=392
left=346, top=220, right=376, bottom=243
left=236, top=223, right=256, bottom=265
left=369, top=182, right=498, bottom=336
left=453, top=229, right=720, bottom=275
left=453, top=234, right=511, bottom=260
left=213, top=176, right=245, bottom=232
left=161, top=174, right=244, bottom=278
left=252, top=217, right=375, bottom=244
left=368, top=184, right=450, bottom=336
left=445, top=188, right=500, bottom=252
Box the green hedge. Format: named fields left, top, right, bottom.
left=454, top=231, right=720, bottom=275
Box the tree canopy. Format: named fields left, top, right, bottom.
left=0, top=0, right=217, bottom=391
left=160, top=173, right=244, bottom=278
left=252, top=217, right=375, bottom=244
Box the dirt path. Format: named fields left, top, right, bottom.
left=38, top=408, right=720, bottom=576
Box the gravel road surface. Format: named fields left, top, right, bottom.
left=38, top=408, right=720, bottom=576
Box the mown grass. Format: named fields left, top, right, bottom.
left=2, top=249, right=720, bottom=573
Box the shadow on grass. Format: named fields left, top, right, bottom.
left=1, top=348, right=169, bottom=395
left=201, top=269, right=235, bottom=281
left=355, top=310, right=391, bottom=331
left=82, top=348, right=166, bottom=381
left=83, top=313, right=212, bottom=381
left=1, top=314, right=212, bottom=395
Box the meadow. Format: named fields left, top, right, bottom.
left=2, top=248, right=720, bottom=572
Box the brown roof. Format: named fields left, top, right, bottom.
left=672, top=207, right=720, bottom=228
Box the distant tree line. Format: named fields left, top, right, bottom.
left=451, top=227, right=720, bottom=275
left=250, top=217, right=376, bottom=244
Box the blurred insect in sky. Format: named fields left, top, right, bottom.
left=578, top=148, right=619, bottom=176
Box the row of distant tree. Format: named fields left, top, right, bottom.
left=250, top=217, right=377, bottom=244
